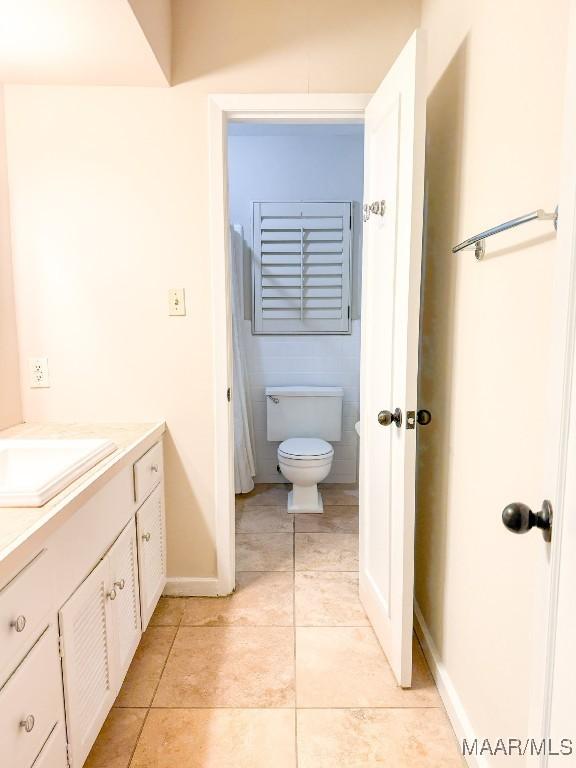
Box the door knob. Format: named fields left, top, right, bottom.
left=417, top=409, right=432, bottom=426
left=378, top=408, right=402, bottom=428
left=501, top=500, right=553, bottom=542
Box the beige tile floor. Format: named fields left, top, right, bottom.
left=85, top=483, right=464, bottom=768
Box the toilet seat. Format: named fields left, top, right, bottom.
left=278, top=437, right=334, bottom=460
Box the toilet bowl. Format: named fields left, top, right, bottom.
left=278, top=437, right=334, bottom=513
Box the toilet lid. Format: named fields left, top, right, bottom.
left=278, top=437, right=333, bottom=459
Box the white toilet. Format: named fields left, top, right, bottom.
left=265, top=386, right=344, bottom=513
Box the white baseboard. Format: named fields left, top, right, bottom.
left=163, top=576, right=231, bottom=597
left=414, top=601, right=488, bottom=768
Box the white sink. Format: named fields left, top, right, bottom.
left=0, top=438, right=116, bottom=507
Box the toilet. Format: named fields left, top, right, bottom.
left=265, top=386, right=344, bottom=513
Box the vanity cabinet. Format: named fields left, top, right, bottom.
left=0, top=434, right=166, bottom=768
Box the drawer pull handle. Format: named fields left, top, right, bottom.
left=10, top=615, right=26, bottom=633
left=114, top=579, right=126, bottom=590
left=20, top=715, right=35, bottom=733
left=150, top=464, right=159, bottom=473
left=107, top=587, right=117, bottom=601
left=142, top=532, right=151, bottom=542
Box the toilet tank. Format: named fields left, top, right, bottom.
left=265, top=386, right=344, bottom=442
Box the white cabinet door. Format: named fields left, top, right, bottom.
left=136, top=485, right=166, bottom=630
left=59, top=558, right=115, bottom=768
left=109, top=519, right=141, bottom=683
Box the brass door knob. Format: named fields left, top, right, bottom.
left=377, top=408, right=402, bottom=428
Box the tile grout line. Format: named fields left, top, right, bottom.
left=127, top=611, right=183, bottom=765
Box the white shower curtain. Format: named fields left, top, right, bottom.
left=230, top=225, right=256, bottom=494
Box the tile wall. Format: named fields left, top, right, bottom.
left=244, top=320, right=360, bottom=483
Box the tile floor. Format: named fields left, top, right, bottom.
left=85, top=483, right=464, bottom=767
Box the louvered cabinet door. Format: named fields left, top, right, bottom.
left=136, top=484, right=166, bottom=630
left=59, top=558, right=115, bottom=768
left=109, top=518, right=141, bottom=683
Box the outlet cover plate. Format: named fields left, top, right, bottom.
left=29, top=357, right=50, bottom=388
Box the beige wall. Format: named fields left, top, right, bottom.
left=3, top=0, right=420, bottom=580
left=0, top=86, right=21, bottom=430
left=416, top=0, right=570, bottom=754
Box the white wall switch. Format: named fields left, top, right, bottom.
left=168, top=288, right=186, bottom=316
left=29, top=357, right=50, bottom=388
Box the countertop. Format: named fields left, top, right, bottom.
left=0, top=421, right=165, bottom=573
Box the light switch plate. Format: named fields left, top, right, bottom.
left=168, top=288, right=186, bottom=316
left=29, top=357, right=50, bottom=388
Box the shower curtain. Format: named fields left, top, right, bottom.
left=230, top=225, right=256, bottom=494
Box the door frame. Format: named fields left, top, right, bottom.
left=207, top=93, right=371, bottom=594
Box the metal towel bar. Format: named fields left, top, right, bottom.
left=452, top=207, right=558, bottom=260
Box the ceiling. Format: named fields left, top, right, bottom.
left=0, top=0, right=171, bottom=86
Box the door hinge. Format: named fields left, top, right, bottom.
left=66, top=742, right=72, bottom=767
left=347, top=305, right=351, bottom=320
left=227, top=387, right=231, bottom=403
left=58, top=634, right=65, bottom=659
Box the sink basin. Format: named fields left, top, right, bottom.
left=0, top=438, right=116, bottom=507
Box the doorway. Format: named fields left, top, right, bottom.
left=208, top=93, right=370, bottom=595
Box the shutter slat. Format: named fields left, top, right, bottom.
left=263, top=287, right=343, bottom=299
left=262, top=276, right=343, bottom=287
left=262, top=232, right=343, bottom=244
left=263, top=298, right=343, bottom=309
left=263, top=254, right=343, bottom=266
left=262, top=309, right=342, bottom=320
left=262, top=217, right=343, bottom=230
left=262, top=265, right=343, bottom=277
left=263, top=241, right=343, bottom=253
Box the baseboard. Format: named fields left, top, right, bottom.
left=414, top=601, right=489, bottom=768
left=163, top=576, right=230, bottom=597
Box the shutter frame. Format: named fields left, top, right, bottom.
left=252, top=201, right=353, bottom=335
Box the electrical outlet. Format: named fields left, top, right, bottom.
left=29, top=357, right=50, bottom=388
left=168, top=288, right=186, bottom=316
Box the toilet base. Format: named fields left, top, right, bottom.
left=287, top=486, right=324, bottom=514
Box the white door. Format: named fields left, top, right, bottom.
left=109, top=518, right=141, bottom=682
left=136, top=484, right=166, bottom=630
left=59, top=558, right=115, bottom=768
left=359, top=29, right=426, bottom=687
left=541, top=2, right=576, bottom=757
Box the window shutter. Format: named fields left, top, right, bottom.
left=253, top=201, right=352, bottom=334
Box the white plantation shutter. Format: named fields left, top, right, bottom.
left=253, top=201, right=352, bottom=334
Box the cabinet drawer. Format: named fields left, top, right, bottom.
left=133, top=442, right=163, bottom=505
left=0, top=550, right=53, bottom=684
left=32, top=722, right=67, bottom=768
left=0, top=625, right=63, bottom=768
